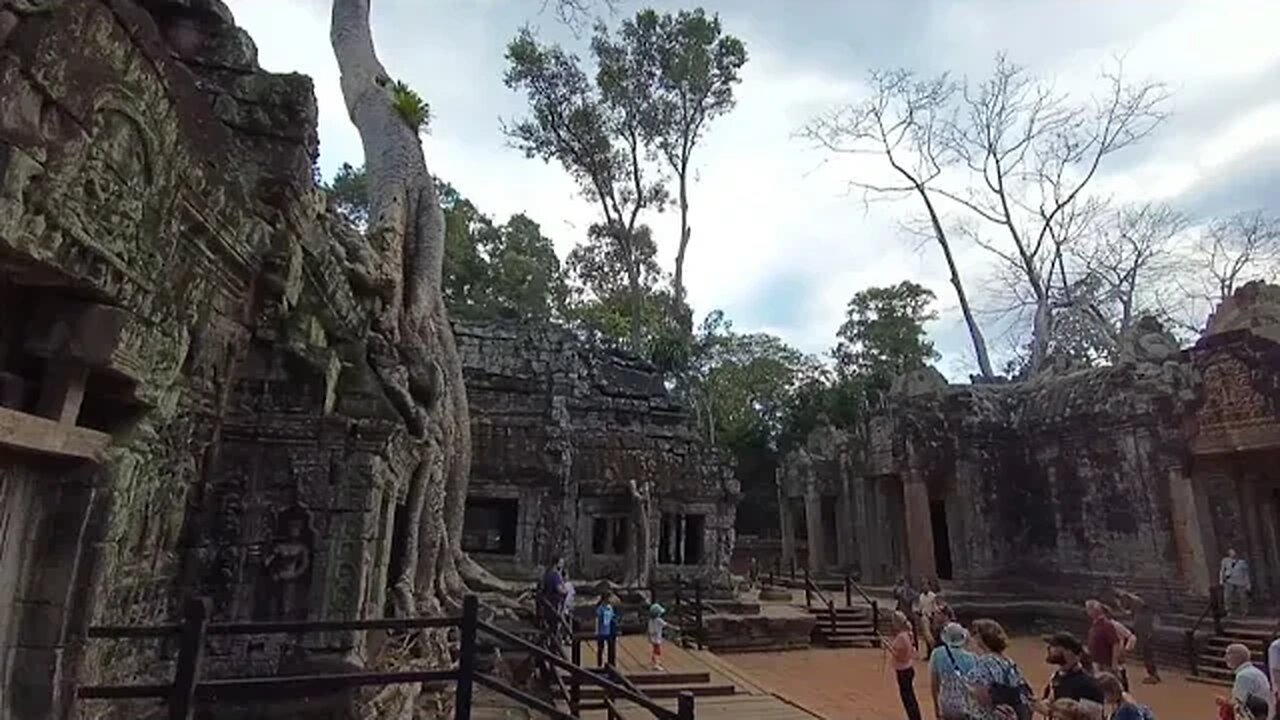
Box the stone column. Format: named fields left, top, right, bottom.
left=903, top=473, right=937, bottom=583
left=852, top=474, right=875, bottom=581
left=777, top=469, right=796, bottom=573
left=1168, top=468, right=1211, bottom=595
left=804, top=488, right=825, bottom=574
left=1239, top=472, right=1268, bottom=596
left=836, top=476, right=855, bottom=570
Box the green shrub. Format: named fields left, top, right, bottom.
left=390, top=80, right=430, bottom=133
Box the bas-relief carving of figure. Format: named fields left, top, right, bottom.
left=626, top=478, right=655, bottom=585
left=80, top=110, right=150, bottom=257
left=255, top=505, right=314, bottom=621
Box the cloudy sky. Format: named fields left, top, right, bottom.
left=224, top=0, right=1280, bottom=378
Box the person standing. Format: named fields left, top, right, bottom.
left=1221, top=549, right=1252, bottom=617
left=1217, top=643, right=1270, bottom=720
left=594, top=594, right=617, bottom=667
left=919, top=580, right=940, bottom=656
left=1086, top=600, right=1122, bottom=675
left=966, top=619, right=1033, bottom=720
left=930, top=622, right=976, bottom=720
left=888, top=610, right=923, bottom=720
left=647, top=603, right=673, bottom=671
left=1267, top=622, right=1280, bottom=714
left=540, top=556, right=568, bottom=641
left=1115, top=589, right=1161, bottom=685
left=1106, top=606, right=1137, bottom=691
left=1039, top=633, right=1104, bottom=706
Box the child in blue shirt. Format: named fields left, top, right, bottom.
left=595, top=594, right=617, bottom=666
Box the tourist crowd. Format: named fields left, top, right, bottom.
left=888, top=575, right=1278, bottom=720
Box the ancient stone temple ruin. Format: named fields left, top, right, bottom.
left=456, top=321, right=737, bottom=588
left=0, top=3, right=735, bottom=718
left=780, top=283, right=1280, bottom=608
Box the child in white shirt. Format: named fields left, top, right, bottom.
left=647, top=603, right=673, bottom=671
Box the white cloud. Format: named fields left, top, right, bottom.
left=223, top=0, right=1280, bottom=377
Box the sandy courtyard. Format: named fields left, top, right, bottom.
left=725, top=636, right=1224, bottom=720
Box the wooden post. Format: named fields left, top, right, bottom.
left=677, top=690, right=696, bottom=720
left=694, top=581, right=704, bottom=651
left=789, top=556, right=796, bottom=581
left=170, top=596, right=211, bottom=720
left=456, top=595, right=479, bottom=720
left=570, top=629, right=582, bottom=715
left=803, top=568, right=811, bottom=609
left=845, top=575, right=852, bottom=608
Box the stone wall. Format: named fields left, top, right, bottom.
left=0, top=4, right=741, bottom=718
left=0, top=2, right=410, bottom=718
left=456, top=321, right=738, bottom=588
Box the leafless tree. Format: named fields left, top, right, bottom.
left=1189, top=210, right=1280, bottom=305
left=939, top=54, right=1170, bottom=373
left=800, top=69, right=995, bottom=378
left=1062, top=202, right=1188, bottom=358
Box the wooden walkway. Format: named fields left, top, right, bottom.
left=561, top=636, right=824, bottom=720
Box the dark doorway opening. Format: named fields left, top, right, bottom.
left=462, top=498, right=519, bottom=555
left=930, top=500, right=953, bottom=580
left=658, top=513, right=705, bottom=565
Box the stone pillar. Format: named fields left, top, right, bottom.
left=1168, top=468, right=1211, bottom=595
left=1239, top=473, right=1268, bottom=594
left=903, top=474, right=936, bottom=583
left=777, top=469, right=796, bottom=572
left=836, top=476, right=855, bottom=570
left=804, top=488, right=825, bottom=574
left=852, top=474, right=874, bottom=581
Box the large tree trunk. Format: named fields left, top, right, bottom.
left=331, top=0, right=473, bottom=617
left=624, top=480, right=654, bottom=586
left=673, top=176, right=691, bottom=322
left=920, top=188, right=994, bottom=379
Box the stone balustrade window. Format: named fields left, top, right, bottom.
left=591, top=515, right=629, bottom=555
left=659, top=512, right=705, bottom=566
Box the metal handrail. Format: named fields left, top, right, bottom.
left=78, top=595, right=694, bottom=720
left=1186, top=585, right=1223, bottom=676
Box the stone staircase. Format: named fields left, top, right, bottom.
left=1189, top=617, right=1276, bottom=687
left=806, top=605, right=879, bottom=648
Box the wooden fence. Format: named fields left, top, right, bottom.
left=78, top=595, right=695, bottom=720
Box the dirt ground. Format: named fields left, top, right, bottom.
left=725, top=636, right=1225, bottom=720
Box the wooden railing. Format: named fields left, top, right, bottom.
left=78, top=595, right=696, bottom=720
left=802, top=568, right=838, bottom=635
left=1185, top=584, right=1224, bottom=677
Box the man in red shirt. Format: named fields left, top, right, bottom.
left=1085, top=599, right=1120, bottom=673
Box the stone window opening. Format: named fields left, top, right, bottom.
left=0, top=277, right=132, bottom=458
left=462, top=497, right=518, bottom=555
left=591, top=515, right=628, bottom=555
left=659, top=512, right=705, bottom=566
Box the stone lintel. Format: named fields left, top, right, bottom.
left=0, top=406, right=109, bottom=461
left=23, top=299, right=130, bottom=367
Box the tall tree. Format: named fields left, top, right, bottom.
left=832, top=281, right=939, bottom=403
left=327, top=0, right=598, bottom=626
left=600, top=9, right=746, bottom=320
left=505, top=27, right=667, bottom=353
left=942, top=55, right=1169, bottom=373
left=801, top=70, right=994, bottom=378
left=1190, top=210, right=1280, bottom=306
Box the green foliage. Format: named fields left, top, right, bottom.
left=390, top=80, right=431, bottom=133
left=326, top=162, right=369, bottom=229
left=611, top=8, right=747, bottom=169
left=832, top=281, right=939, bottom=401
left=324, top=165, right=566, bottom=321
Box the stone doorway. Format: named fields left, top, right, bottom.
left=930, top=499, right=953, bottom=581
left=462, top=497, right=519, bottom=556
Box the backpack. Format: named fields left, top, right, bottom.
left=938, top=646, right=973, bottom=716
left=987, top=656, right=1032, bottom=720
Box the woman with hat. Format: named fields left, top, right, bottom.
left=930, top=622, right=977, bottom=720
